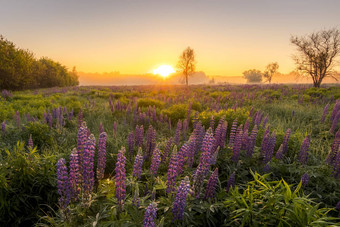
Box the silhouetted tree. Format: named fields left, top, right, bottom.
left=177, top=47, right=196, bottom=86
left=243, top=69, right=262, bottom=83
left=291, top=28, right=340, bottom=87
left=263, top=62, right=279, bottom=83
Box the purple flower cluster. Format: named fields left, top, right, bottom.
left=204, top=168, right=218, bottom=200
left=172, top=176, right=190, bottom=221
left=115, top=146, right=127, bottom=211
left=326, top=128, right=340, bottom=165
left=135, top=125, right=144, bottom=149
left=174, top=120, right=182, bottom=146
left=246, top=125, right=258, bottom=157
left=161, top=137, right=173, bottom=163
left=77, top=122, right=88, bottom=183
left=82, top=134, right=96, bottom=199
left=330, top=109, right=340, bottom=134
left=298, top=136, right=310, bottom=165
left=150, top=147, right=161, bottom=176
left=200, top=129, right=215, bottom=170
left=1, top=121, right=5, bottom=135
left=321, top=103, right=330, bottom=123
left=57, top=158, right=71, bottom=209
left=145, top=125, right=156, bottom=160
left=167, top=146, right=178, bottom=193
left=263, top=131, right=276, bottom=164
left=69, top=148, right=80, bottom=201
left=143, top=202, right=157, bottom=227
left=232, top=130, right=243, bottom=163
left=28, top=134, right=33, bottom=150
left=96, top=132, right=107, bottom=180
left=228, top=119, right=238, bottom=147
left=177, top=143, right=189, bottom=175
left=226, top=172, right=235, bottom=193
left=330, top=100, right=340, bottom=122
left=275, top=144, right=284, bottom=160
left=133, top=148, right=144, bottom=179
left=301, top=173, right=309, bottom=186
left=210, top=115, right=215, bottom=131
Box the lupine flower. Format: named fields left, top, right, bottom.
left=143, top=202, right=157, bottom=227
left=232, top=131, right=243, bottom=163
left=204, top=168, right=218, bottom=200
left=28, top=134, right=33, bottom=150
left=177, top=143, right=189, bottom=175
left=228, top=119, right=238, bottom=147
left=115, top=146, right=127, bottom=211
left=172, top=176, right=190, bottom=221
left=186, top=137, right=196, bottom=167
left=275, top=144, right=284, bottom=160
left=264, top=131, right=276, bottom=164
left=326, top=128, right=340, bottom=165
left=82, top=134, right=96, bottom=199
left=57, top=158, right=71, bottom=209
left=167, top=146, right=178, bottom=193
left=210, top=115, right=215, bottom=131
left=301, top=173, right=309, bottom=186
left=298, top=136, right=310, bottom=165
left=133, top=148, right=144, bottom=179
left=260, top=127, right=271, bottom=157
left=97, top=132, right=107, bottom=180
left=321, top=103, right=330, bottom=123
left=193, top=111, right=199, bottom=128
left=145, top=125, right=156, bottom=160
left=226, top=172, right=235, bottom=193
left=99, top=122, right=104, bottom=134
left=77, top=122, right=88, bottom=184
left=150, top=147, right=161, bottom=176
left=282, top=129, right=291, bottom=154
left=330, top=110, right=340, bottom=134
left=174, top=120, right=182, bottom=146
left=241, top=128, right=249, bottom=150
left=161, top=137, right=173, bottom=163
left=69, top=148, right=80, bottom=200
left=330, top=100, right=340, bottom=122
left=262, top=115, right=268, bottom=128
left=192, top=160, right=206, bottom=198
left=200, top=129, right=215, bottom=170
left=333, top=151, right=340, bottom=178
left=78, top=109, right=83, bottom=128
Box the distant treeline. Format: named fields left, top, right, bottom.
left=0, top=35, right=79, bottom=90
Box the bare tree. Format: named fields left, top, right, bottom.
left=177, top=47, right=196, bottom=85
left=290, top=28, right=340, bottom=88
left=263, top=62, right=279, bottom=83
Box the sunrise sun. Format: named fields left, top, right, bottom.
left=153, top=65, right=175, bottom=78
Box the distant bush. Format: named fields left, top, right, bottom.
left=138, top=98, right=164, bottom=109
left=162, top=104, right=187, bottom=123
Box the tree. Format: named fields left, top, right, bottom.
left=243, top=69, right=262, bottom=83
left=177, top=47, right=196, bottom=86
left=290, top=28, right=340, bottom=88
left=263, top=62, right=279, bottom=83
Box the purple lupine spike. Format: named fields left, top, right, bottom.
left=150, top=147, right=161, bottom=176
left=200, top=129, right=215, bottom=170
left=204, top=168, right=218, bottom=200
left=232, top=131, right=243, bottom=163
left=186, top=137, right=196, bottom=168
left=243, top=119, right=249, bottom=133
left=143, top=202, right=157, bottom=227
left=133, top=148, right=144, bottom=179
left=48, top=113, right=53, bottom=128
left=172, top=176, right=190, bottom=221
left=330, top=110, right=340, bottom=134
left=298, top=136, right=310, bottom=165
left=128, top=132, right=135, bottom=157
left=161, top=137, right=173, bottom=163
left=333, top=150, right=340, bottom=178
left=260, top=127, right=271, bottom=157
left=282, top=128, right=291, bottom=154
left=263, top=163, right=271, bottom=172
left=56, top=158, right=71, bottom=209
left=145, top=125, right=156, bottom=160
left=210, top=115, right=215, bottom=132
left=97, top=132, right=107, bottom=180
left=264, top=131, right=276, bottom=164
left=28, top=134, right=33, bottom=150
left=82, top=134, right=96, bottom=199
left=262, top=115, right=269, bottom=128
left=166, top=146, right=178, bottom=193
left=99, top=122, right=104, bottom=134
left=113, top=121, right=117, bottom=138
left=228, top=119, right=238, bottom=147
left=326, top=128, right=340, bottom=165
left=193, top=111, right=199, bottom=128
left=226, top=172, right=235, bottom=193
left=275, top=144, right=284, bottom=160
left=174, top=120, right=182, bottom=146
left=77, top=122, right=88, bottom=184
left=330, top=100, right=340, bottom=122
left=301, top=173, right=309, bottom=186
left=115, top=146, right=127, bottom=211
left=220, top=121, right=228, bottom=148
left=192, top=162, right=207, bottom=198
left=241, top=128, right=249, bottom=150
left=69, top=148, right=80, bottom=201
left=1, top=121, right=5, bottom=135
left=212, top=124, right=222, bottom=152
left=177, top=143, right=188, bottom=175
left=321, top=103, right=330, bottom=123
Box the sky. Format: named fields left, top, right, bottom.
left=1, top=0, right=340, bottom=77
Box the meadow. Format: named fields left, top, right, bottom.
left=1, top=84, right=340, bottom=226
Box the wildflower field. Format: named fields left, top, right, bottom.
left=1, top=84, right=340, bottom=226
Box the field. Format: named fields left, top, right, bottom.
left=1, top=84, right=340, bottom=226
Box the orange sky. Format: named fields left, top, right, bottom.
left=1, top=1, right=340, bottom=77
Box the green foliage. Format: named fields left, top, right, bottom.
left=223, top=171, right=338, bottom=226
left=138, top=98, right=164, bottom=109
left=162, top=104, right=188, bottom=122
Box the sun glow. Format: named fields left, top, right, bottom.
left=153, top=65, right=175, bottom=78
